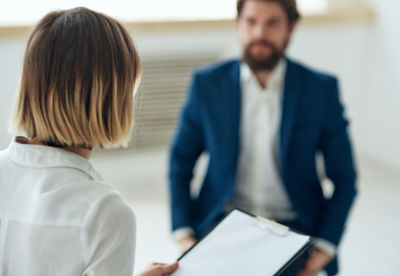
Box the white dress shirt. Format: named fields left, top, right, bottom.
left=0, top=138, right=136, bottom=276
left=232, top=59, right=295, bottom=220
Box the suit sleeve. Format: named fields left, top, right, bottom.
left=169, top=72, right=205, bottom=232
left=317, top=78, right=358, bottom=246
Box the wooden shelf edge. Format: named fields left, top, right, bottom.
left=0, top=2, right=376, bottom=39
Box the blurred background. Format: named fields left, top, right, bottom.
left=0, top=0, right=399, bottom=275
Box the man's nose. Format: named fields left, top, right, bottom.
left=252, top=24, right=267, bottom=39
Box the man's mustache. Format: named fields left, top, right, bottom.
left=247, top=40, right=276, bottom=49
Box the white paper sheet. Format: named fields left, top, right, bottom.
left=172, top=209, right=310, bottom=276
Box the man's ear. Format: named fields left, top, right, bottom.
left=288, top=21, right=298, bottom=37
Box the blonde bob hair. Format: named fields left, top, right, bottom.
left=11, top=7, right=141, bottom=148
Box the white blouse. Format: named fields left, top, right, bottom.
left=0, top=138, right=136, bottom=276
left=233, top=60, right=295, bottom=220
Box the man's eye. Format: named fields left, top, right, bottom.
left=247, top=19, right=256, bottom=25
left=268, top=20, right=280, bottom=27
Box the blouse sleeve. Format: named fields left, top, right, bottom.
left=80, top=190, right=136, bottom=276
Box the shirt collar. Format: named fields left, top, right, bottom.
left=5, top=137, right=103, bottom=181
left=240, top=58, right=287, bottom=91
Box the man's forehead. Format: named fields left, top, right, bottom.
left=241, top=0, right=287, bottom=17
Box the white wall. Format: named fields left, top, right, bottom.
left=0, top=39, right=25, bottom=147
left=362, top=0, right=400, bottom=170
left=0, top=0, right=399, bottom=173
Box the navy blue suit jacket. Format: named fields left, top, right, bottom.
left=169, top=58, right=357, bottom=273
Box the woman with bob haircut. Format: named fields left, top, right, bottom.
left=0, top=7, right=178, bottom=276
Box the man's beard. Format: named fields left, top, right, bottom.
left=243, top=39, right=288, bottom=72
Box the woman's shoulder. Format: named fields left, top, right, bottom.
left=81, top=181, right=135, bottom=227
left=80, top=179, right=134, bottom=222
left=35, top=177, right=134, bottom=228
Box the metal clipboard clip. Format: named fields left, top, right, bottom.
left=252, top=216, right=290, bottom=237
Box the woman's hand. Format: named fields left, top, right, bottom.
left=135, top=261, right=179, bottom=276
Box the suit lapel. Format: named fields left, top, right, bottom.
left=229, top=61, right=242, bottom=170
left=217, top=60, right=241, bottom=196
left=279, top=59, right=302, bottom=170
left=231, top=61, right=241, bottom=151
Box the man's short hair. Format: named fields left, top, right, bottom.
left=11, top=7, right=141, bottom=148
left=237, top=0, right=300, bottom=23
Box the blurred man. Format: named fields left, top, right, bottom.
left=169, top=0, right=357, bottom=275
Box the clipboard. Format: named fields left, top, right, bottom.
left=173, top=209, right=313, bottom=276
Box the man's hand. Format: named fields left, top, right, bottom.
left=177, top=235, right=197, bottom=252
left=298, top=249, right=333, bottom=276
left=135, top=261, right=179, bottom=276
